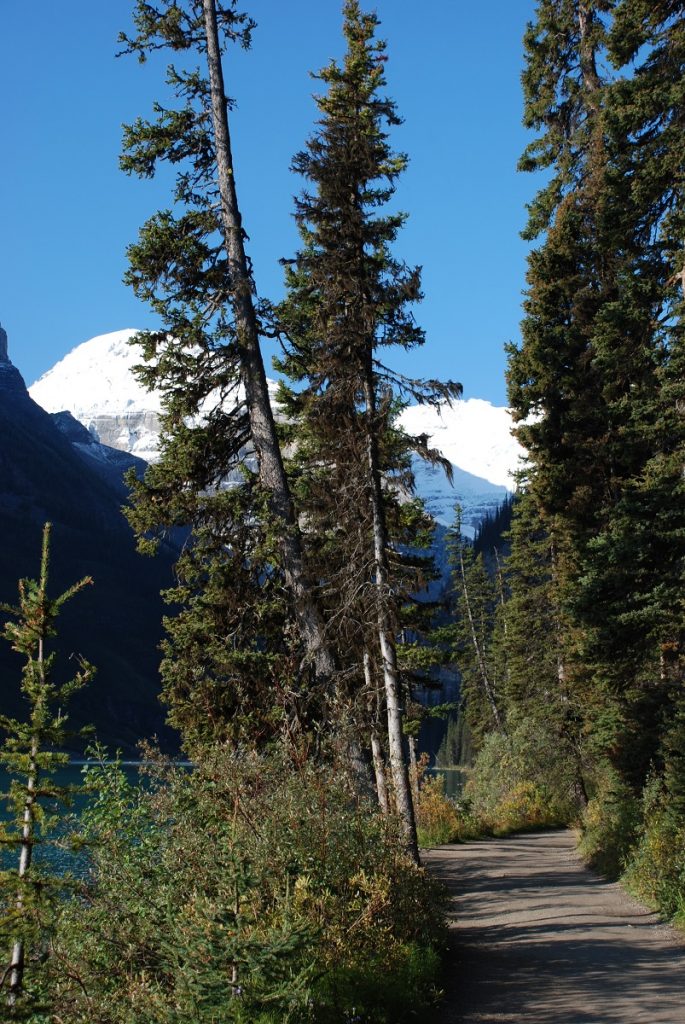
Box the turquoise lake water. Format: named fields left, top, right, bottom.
left=0, top=762, right=150, bottom=873
left=0, top=761, right=145, bottom=816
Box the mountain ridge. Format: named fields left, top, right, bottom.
left=0, top=329, right=178, bottom=753
left=29, top=330, right=523, bottom=534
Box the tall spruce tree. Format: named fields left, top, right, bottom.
left=119, top=1, right=336, bottom=749
left=562, top=0, right=685, bottom=791
left=276, top=0, right=460, bottom=862
left=506, top=3, right=614, bottom=772
left=604, top=0, right=685, bottom=661
left=505, top=0, right=685, bottom=834
left=506, top=0, right=675, bottom=797
left=587, top=0, right=685, bottom=788
left=508, top=0, right=615, bottom=541
left=504, top=492, right=591, bottom=807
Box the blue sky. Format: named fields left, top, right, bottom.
left=1, top=1, right=538, bottom=406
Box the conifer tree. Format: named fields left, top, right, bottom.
left=506, top=0, right=676, bottom=795
left=579, top=0, right=685, bottom=790
left=506, top=4, right=612, bottom=778
left=509, top=0, right=615, bottom=537
left=504, top=492, right=590, bottom=807
left=435, top=708, right=473, bottom=769
left=153, top=488, right=301, bottom=750
left=276, top=0, right=460, bottom=861
left=0, top=524, right=94, bottom=1016
left=601, top=0, right=685, bottom=655
left=119, top=0, right=336, bottom=745
left=502, top=4, right=685, bottom=849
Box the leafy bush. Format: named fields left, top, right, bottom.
left=579, top=770, right=641, bottom=878
left=492, top=780, right=551, bottom=833
left=415, top=773, right=483, bottom=846
left=46, top=746, right=446, bottom=1023
left=465, top=724, right=574, bottom=835
left=622, top=776, right=685, bottom=923
left=416, top=774, right=462, bottom=846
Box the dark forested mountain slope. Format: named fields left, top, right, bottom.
left=0, top=341, right=178, bottom=753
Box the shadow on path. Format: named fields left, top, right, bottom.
left=424, top=830, right=685, bottom=1023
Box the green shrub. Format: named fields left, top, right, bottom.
left=316, top=941, right=442, bottom=1023
left=464, top=723, right=572, bottom=835
left=579, top=770, right=641, bottom=878
left=623, top=776, right=685, bottom=923
left=492, top=780, right=552, bottom=834
left=415, top=774, right=482, bottom=846
left=416, top=774, right=461, bottom=846
left=47, top=746, right=446, bottom=1023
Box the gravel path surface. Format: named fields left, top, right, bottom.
left=423, top=830, right=684, bottom=1023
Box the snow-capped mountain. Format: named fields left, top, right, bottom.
left=30, top=330, right=164, bottom=462
left=29, top=330, right=524, bottom=533
left=400, top=400, right=521, bottom=532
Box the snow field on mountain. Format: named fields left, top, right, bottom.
left=398, top=399, right=522, bottom=490
left=29, top=330, right=523, bottom=529
left=30, top=330, right=163, bottom=417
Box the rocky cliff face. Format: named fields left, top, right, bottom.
left=0, top=323, right=27, bottom=396
left=50, top=410, right=148, bottom=497
left=84, top=409, right=163, bottom=461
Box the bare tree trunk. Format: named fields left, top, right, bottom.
left=571, top=751, right=590, bottom=810
left=577, top=1, right=602, bottom=101
left=408, top=734, right=420, bottom=809
left=7, top=744, right=35, bottom=1007
left=457, top=548, right=504, bottom=732
left=493, top=546, right=511, bottom=693
left=202, top=0, right=334, bottom=681
left=362, top=375, right=419, bottom=864
left=493, top=548, right=508, bottom=639
left=7, top=644, right=42, bottom=1009
left=364, top=651, right=390, bottom=814
left=370, top=731, right=390, bottom=815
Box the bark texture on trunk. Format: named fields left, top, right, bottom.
left=7, top=745, right=34, bottom=1007
left=370, top=731, right=390, bottom=815
left=8, top=645, right=41, bottom=1009
left=364, top=651, right=390, bottom=814
left=577, top=2, right=602, bottom=102
left=362, top=374, right=420, bottom=864
left=202, top=0, right=335, bottom=681
left=408, top=734, right=420, bottom=810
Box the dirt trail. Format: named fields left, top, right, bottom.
left=424, top=830, right=684, bottom=1024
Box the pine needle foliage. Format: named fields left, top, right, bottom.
left=487, top=0, right=685, bottom=887
left=443, top=515, right=506, bottom=747
left=118, top=1, right=335, bottom=749
left=0, top=523, right=94, bottom=1017
left=275, top=0, right=459, bottom=858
